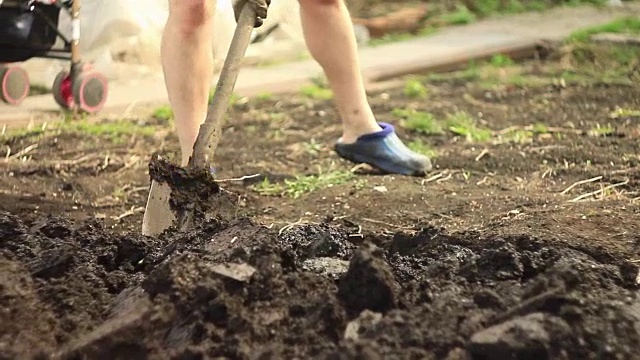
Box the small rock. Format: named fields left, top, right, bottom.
left=302, top=257, right=349, bottom=279
left=56, top=288, right=152, bottom=359
left=211, top=262, right=256, bottom=282
left=338, top=242, right=398, bottom=315
left=30, top=246, right=75, bottom=279
left=620, top=262, right=640, bottom=288
left=373, top=186, right=388, bottom=193
left=468, top=312, right=572, bottom=360
left=444, top=347, right=470, bottom=360
left=344, top=310, right=382, bottom=341
left=473, top=289, right=506, bottom=310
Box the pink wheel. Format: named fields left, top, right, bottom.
left=0, top=65, right=30, bottom=105
left=72, top=71, right=108, bottom=113
left=52, top=70, right=74, bottom=110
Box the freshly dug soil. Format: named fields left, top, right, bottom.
left=2, top=42, right=640, bottom=359
left=148, top=154, right=223, bottom=228
left=2, top=211, right=639, bottom=360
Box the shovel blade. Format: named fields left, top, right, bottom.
left=141, top=180, right=176, bottom=236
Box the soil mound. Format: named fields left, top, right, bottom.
left=1, top=211, right=639, bottom=359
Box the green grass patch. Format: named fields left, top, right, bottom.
left=610, top=108, right=640, bottom=119
left=407, top=139, right=438, bottom=158
left=533, top=122, right=549, bottom=134
left=301, top=84, right=333, bottom=100
left=252, top=170, right=354, bottom=199
left=153, top=86, right=239, bottom=123
left=255, top=92, right=273, bottom=101
left=152, top=105, right=173, bottom=123
left=499, top=128, right=535, bottom=144
left=403, top=78, right=429, bottom=99
left=490, top=54, right=515, bottom=67
left=393, top=108, right=444, bottom=135
left=393, top=107, right=493, bottom=143
left=569, top=16, right=640, bottom=42
left=2, top=117, right=156, bottom=145
left=437, top=5, right=477, bottom=25
left=445, top=111, right=492, bottom=142
left=362, top=0, right=610, bottom=47
left=556, top=42, right=640, bottom=85
left=1, top=127, right=45, bottom=141
left=588, top=123, right=615, bottom=137
left=302, top=139, right=322, bottom=155
left=59, top=119, right=155, bottom=144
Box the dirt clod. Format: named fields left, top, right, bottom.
left=469, top=312, right=572, bottom=360
left=338, top=242, right=399, bottom=316
left=344, top=310, right=383, bottom=341
left=148, top=154, right=221, bottom=227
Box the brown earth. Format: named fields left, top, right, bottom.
left=1, top=41, right=640, bottom=359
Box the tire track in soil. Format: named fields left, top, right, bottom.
left=1, top=211, right=639, bottom=359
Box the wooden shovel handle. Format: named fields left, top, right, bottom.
left=190, top=3, right=257, bottom=169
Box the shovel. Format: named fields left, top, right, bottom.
left=141, top=3, right=259, bottom=236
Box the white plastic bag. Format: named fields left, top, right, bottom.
left=56, top=0, right=236, bottom=66
left=54, top=0, right=304, bottom=68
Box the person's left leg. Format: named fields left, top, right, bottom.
left=298, top=0, right=432, bottom=176
left=162, top=0, right=217, bottom=166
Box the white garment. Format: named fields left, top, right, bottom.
left=55, top=0, right=303, bottom=68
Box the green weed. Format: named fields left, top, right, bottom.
left=393, top=108, right=444, bottom=135
left=490, top=54, right=515, bottom=67
left=152, top=105, right=173, bottom=123
left=610, top=108, right=640, bottom=119
left=462, top=60, right=482, bottom=80
left=461, top=169, right=472, bottom=182
left=533, top=122, right=549, bottom=134
left=301, top=84, right=333, bottom=100
left=408, top=139, right=438, bottom=158
left=569, top=16, right=640, bottom=42
left=445, top=111, right=492, bottom=142
left=252, top=170, right=354, bottom=199
left=1, top=127, right=45, bottom=141
left=500, top=129, right=535, bottom=144
left=588, top=123, right=614, bottom=137
left=438, top=5, right=477, bottom=25
left=302, top=139, right=322, bottom=155
left=255, top=92, right=273, bottom=101
left=403, top=78, right=429, bottom=99
left=59, top=119, right=155, bottom=144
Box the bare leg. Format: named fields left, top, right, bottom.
left=162, top=0, right=216, bottom=166
left=298, top=0, right=380, bottom=144
left=298, top=0, right=432, bottom=176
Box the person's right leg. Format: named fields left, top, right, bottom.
left=297, top=0, right=432, bottom=176
left=162, top=0, right=217, bottom=166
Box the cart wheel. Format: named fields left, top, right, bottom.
left=0, top=65, right=30, bottom=105
left=52, top=70, right=74, bottom=110
left=72, top=71, right=108, bottom=113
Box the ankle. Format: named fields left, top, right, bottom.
left=340, top=122, right=383, bottom=144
